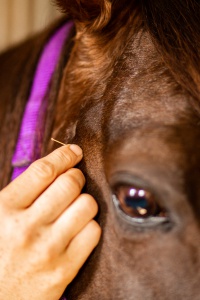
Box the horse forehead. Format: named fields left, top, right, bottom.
left=108, top=63, right=192, bottom=133
left=98, top=30, right=192, bottom=138
left=107, top=87, right=192, bottom=138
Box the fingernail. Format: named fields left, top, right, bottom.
left=69, top=144, right=83, bottom=156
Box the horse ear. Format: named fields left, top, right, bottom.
left=54, top=0, right=111, bottom=29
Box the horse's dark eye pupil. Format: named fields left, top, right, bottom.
left=114, top=186, right=164, bottom=219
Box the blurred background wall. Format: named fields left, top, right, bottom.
left=0, top=0, right=62, bottom=53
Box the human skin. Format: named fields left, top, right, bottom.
left=0, top=145, right=101, bottom=300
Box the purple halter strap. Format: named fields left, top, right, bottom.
left=11, top=21, right=73, bottom=181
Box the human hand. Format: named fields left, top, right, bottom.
left=0, top=145, right=101, bottom=300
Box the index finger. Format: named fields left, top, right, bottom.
left=1, top=145, right=83, bottom=208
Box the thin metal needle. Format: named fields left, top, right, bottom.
left=51, top=138, right=67, bottom=146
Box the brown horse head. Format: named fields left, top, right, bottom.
left=49, top=0, right=200, bottom=299
left=0, top=0, right=199, bottom=299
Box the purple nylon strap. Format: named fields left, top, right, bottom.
left=11, top=21, right=73, bottom=300
left=11, top=21, right=73, bottom=180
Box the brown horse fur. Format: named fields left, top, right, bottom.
left=1, top=0, right=200, bottom=299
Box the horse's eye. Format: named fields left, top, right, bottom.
left=113, top=185, right=166, bottom=219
